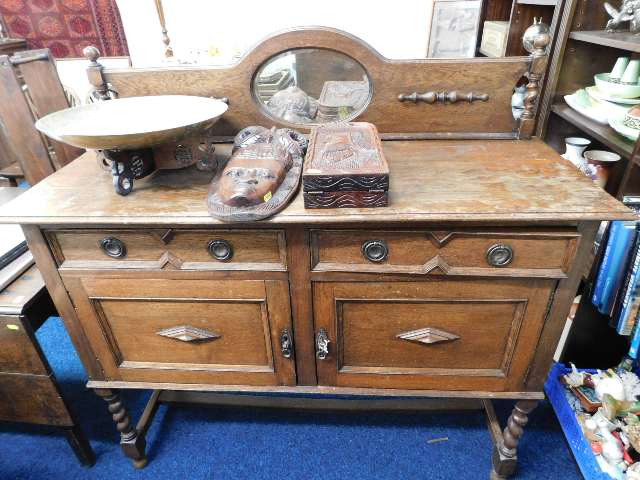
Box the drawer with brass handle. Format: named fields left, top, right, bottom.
left=310, top=228, right=579, bottom=278
left=47, top=228, right=287, bottom=271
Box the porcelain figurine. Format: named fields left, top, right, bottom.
left=597, top=416, right=627, bottom=474
left=605, top=0, right=640, bottom=33
left=564, top=363, right=587, bottom=387
left=565, top=367, right=626, bottom=401
left=602, top=394, right=640, bottom=420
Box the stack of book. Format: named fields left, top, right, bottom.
left=593, top=198, right=640, bottom=357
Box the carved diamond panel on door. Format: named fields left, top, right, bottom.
left=61, top=276, right=296, bottom=386
left=313, top=279, right=554, bottom=391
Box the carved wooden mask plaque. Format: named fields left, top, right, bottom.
left=208, top=126, right=307, bottom=221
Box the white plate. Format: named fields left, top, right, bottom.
left=609, top=117, right=640, bottom=141
left=586, top=86, right=640, bottom=105
left=564, top=90, right=629, bottom=125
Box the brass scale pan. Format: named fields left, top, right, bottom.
left=36, top=95, right=228, bottom=150
left=36, top=95, right=228, bottom=195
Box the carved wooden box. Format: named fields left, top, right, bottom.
left=302, top=122, right=389, bottom=208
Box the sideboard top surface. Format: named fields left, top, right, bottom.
left=0, top=139, right=633, bottom=225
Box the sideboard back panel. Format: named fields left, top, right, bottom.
left=101, top=28, right=529, bottom=137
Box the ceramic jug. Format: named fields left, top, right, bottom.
left=562, top=137, right=591, bottom=172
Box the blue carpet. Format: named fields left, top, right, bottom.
left=0, top=317, right=581, bottom=479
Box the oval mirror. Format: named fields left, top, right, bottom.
left=253, top=48, right=371, bottom=126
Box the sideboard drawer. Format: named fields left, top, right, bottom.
left=313, top=279, right=554, bottom=391
left=311, top=228, right=579, bottom=278
left=48, top=229, right=287, bottom=271
left=61, top=276, right=296, bottom=385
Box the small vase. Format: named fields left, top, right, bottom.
left=562, top=137, right=591, bottom=172
left=584, top=150, right=621, bottom=188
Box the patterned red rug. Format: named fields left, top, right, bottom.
left=0, top=0, right=129, bottom=58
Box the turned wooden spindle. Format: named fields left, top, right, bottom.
left=518, top=22, right=551, bottom=138
left=397, top=91, right=489, bottom=104
left=95, top=389, right=148, bottom=469
left=492, top=400, right=538, bottom=479
left=154, top=0, right=174, bottom=58
left=83, top=46, right=116, bottom=101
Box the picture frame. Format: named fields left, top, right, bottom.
left=427, top=0, right=482, bottom=58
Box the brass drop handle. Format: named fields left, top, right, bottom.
left=362, top=240, right=389, bottom=263
left=486, top=244, right=514, bottom=267
left=208, top=239, right=233, bottom=261
left=316, top=328, right=330, bottom=360
left=100, top=236, right=127, bottom=258
left=280, top=328, right=293, bottom=359
left=397, top=91, right=489, bottom=104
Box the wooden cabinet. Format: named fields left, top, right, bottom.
left=314, top=279, right=555, bottom=391
left=0, top=140, right=633, bottom=474
left=63, top=275, right=296, bottom=386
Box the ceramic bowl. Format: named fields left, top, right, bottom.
left=594, top=73, right=640, bottom=99
left=583, top=150, right=621, bottom=188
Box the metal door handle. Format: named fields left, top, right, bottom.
left=281, top=328, right=293, bottom=359
left=316, top=328, right=330, bottom=360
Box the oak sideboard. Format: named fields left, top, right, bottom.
left=0, top=138, right=633, bottom=477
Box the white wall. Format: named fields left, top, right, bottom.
left=116, top=0, right=434, bottom=67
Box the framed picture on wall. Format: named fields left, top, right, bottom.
left=427, top=0, right=481, bottom=58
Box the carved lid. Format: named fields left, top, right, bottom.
left=303, top=122, right=389, bottom=177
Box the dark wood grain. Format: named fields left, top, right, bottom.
left=0, top=55, right=55, bottom=185
left=313, top=279, right=553, bottom=391
left=87, top=379, right=545, bottom=399
left=310, top=228, right=579, bottom=277
left=100, top=27, right=529, bottom=136
left=14, top=49, right=84, bottom=168
left=62, top=275, right=296, bottom=386
left=0, top=140, right=633, bottom=225
left=21, top=225, right=103, bottom=378
left=48, top=228, right=287, bottom=271
left=0, top=373, right=73, bottom=426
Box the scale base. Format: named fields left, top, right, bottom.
left=101, top=138, right=218, bottom=196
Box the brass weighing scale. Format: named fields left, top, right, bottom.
left=36, top=95, right=228, bottom=195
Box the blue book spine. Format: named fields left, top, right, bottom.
left=599, top=223, right=637, bottom=315
left=617, top=230, right=640, bottom=334
left=629, top=312, right=640, bottom=359
left=593, top=222, right=621, bottom=309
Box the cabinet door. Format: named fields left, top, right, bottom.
left=313, top=279, right=554, bottom=391
left=63, top=276, right=296, bottom=386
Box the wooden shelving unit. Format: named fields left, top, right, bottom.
left=568, top=30, right=640, bottom=52
left=538, top=0, right=640, bottom=199
left=536, top=0, right=640, bottom=370
left=475, top=0, right=563, bottom=56
left=517, top=0, right=557, bottom=6
left=550, top=103, right=635, bottom=159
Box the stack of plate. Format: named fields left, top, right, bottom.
left=565, top=73, right=640, bottom=141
